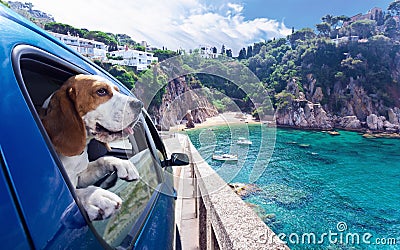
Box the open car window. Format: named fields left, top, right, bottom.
left=91, top=114, right=163, bottom=248
left=12, top=45, right=164, bottom=249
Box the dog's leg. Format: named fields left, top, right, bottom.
left=75, top=186, right=122, bottom=220
left=77, top=157, right=139, bottom=188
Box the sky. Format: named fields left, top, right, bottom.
left=27, top=0, right=394, bottom=55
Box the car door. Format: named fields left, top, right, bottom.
left=1, top=8, right=175, bottom=249
left=0, top=147, right=32, bottom=250
left=1, top=10, right=105, bottom=249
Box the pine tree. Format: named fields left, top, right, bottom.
left=238, top=48, right=246, bottom=60
left=226, top=49, right=232, bottom=57
left=247, top=46, right=253, bottom=58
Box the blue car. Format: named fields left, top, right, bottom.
left=0, top=5, right=186, bottom=249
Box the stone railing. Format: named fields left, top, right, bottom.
left=178, top=134, right=289, bottom=250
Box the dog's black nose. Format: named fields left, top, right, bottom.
left=130, top=99, right=143, bottom=110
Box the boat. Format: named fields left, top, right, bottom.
left=328, top=131, right=340, bottom=136
left=212, top=154, right=238, bottom=161
left=237, top=137, right=252, bottom=145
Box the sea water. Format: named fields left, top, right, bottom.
left=185, top=124, right=400, bottom=249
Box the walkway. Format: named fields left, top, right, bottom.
left=163, top=133, right=199, bottom=250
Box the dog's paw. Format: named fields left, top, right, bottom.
left=106, top=157, right=140, bottom=182
left=76, top=186, right=122, bottom=221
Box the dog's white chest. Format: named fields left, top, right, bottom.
left=58, top=151, right=88, bottom=187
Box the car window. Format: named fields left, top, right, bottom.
left=144, top=114, right=168, bottom=165
left=91, top=115, right=163, bottom=248
left=12, top=45, right=164, bottom=248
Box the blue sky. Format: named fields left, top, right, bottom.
left=241, top=0, right=393, bottom=29
left=28, top=0, right=395, bottom=55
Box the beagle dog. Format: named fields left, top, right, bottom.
left=41, top=74, right=142, bottom=221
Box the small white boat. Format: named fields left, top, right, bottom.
left=237, top=137, right=252, bottom=145
left=212, top=154, right=238, bottom=161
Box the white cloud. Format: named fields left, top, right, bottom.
left=28, top=0, right=291, bottom=55
left=227, top=3, right=244, bottom=14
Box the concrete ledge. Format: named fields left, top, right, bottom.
left=185, top=134, right=288, bottom=250
left=165, top=133, right=288, bottom=249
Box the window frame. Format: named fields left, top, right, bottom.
left=12, top=45, right=115, bottom=249
left=11, top=44, right=169, bottom=249
left=12, top=44, right=90, bottom=211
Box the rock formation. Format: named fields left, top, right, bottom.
left=275, top=79, right=333, bottom=129
left=185, top=110, right=195, bottom=129
left=151, top=76, right=218, bottom=130
left=275, top=76, right=400, bottom=133
left=336, top=116, right=362, bottom=130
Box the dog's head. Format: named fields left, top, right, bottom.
left=42, top=74, right=143, bottom=156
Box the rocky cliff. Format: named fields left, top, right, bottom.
left=9, top=1, right=55, bottom=27
left=275, top=76, right=400, bottom=133
left=153, top=72, right=400, bottom=133
left=150, top=76, right=218, bottom=130
left=275, top=79, right=333, bottom=130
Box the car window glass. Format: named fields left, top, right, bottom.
left=91, top=115, right=162, bottom=248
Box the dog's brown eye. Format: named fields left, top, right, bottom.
left=96, top=88, right=108, bottom=96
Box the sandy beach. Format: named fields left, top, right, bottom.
left=169, top=112, right=260, bottom=132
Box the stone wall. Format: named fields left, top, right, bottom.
left=186, top=136, right=289, bottom=250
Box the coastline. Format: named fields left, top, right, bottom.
left=274, top=125, right=400, bottom=138
left=168, top=112, right=400, bottom=139
left=169, top=112, right=260, bottom=132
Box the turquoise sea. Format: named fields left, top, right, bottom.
left=185, top=124, right=400, bottom=249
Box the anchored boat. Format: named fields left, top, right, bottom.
left=212, top=154, right=238, bottom=161
left=237, top=137, right=252, bottom=145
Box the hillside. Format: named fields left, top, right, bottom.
left=234, top=2, right=400, bottom=132
left=7, top=1, right=400, bottom=133
left=101, top=2, right=400, bottom=133
left=8, top=1, right=54, bottom=27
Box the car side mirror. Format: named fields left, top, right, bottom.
left=168, top=153, right=189, bottom=166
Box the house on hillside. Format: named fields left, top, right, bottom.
left=343, top=7, right=384, bottom=27
left=50, top=31, right=158, bottom=70
left=332, top=35, right=359, bottom=46
left=108, top=47, right=158, bottom=71
left=49, top=32, right=107, bottom=61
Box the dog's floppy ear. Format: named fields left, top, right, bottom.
left=42, top=82, right=86, bottom=156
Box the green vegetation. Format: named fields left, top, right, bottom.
left=152, top=49, right=177, bottom=62
left=94, top=61, right=138, bottom=89
left=44, top=22, right=141, bottom=52
left=0, top=0, right=9, bottom=7
left=45, top=22, right=87, bottom=37
left=136, top=66, right=168, bottom=107
left=116, top=33, right=136, bottom=46
left=240, top=34, right=400, bottom=111
left=388, top=1, right=400, bottom=16
left=85, top=30, right=118, bottom=51
left=235, top=3, right=400, bottom=113
left=70, top=2, right=400, bottom=118
left=106, top=55, right=123, bottom=60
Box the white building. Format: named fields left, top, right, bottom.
left=332, top=35, right=359, bottom=46
left=49, top=32, right=108, bottom=61
left=49, top=32, right=158, bottom=70
left=108, top=48, right=158, bottom=71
